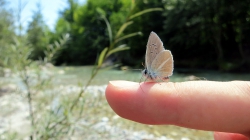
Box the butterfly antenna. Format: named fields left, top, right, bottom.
left=142, top=62, right=146, bottom=68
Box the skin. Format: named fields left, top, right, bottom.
left=105, top=80, right=250, bottom=140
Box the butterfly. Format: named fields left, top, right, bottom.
left=142, top=32, right=173, bottom=82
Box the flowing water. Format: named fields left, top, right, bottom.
left=53, top=66, right=250, bottom=85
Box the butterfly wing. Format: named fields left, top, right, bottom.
left=145, top=32, right=165, bottom=71
left=150, top=50, right=173, bottom=77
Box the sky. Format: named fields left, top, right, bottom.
left=8, top=0, right=86, bottom=31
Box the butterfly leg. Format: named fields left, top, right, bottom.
left=162, top=76, right=169, bottom=82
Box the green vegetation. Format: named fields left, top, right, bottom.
left=1, top=0, right=250, bottom=71
left=52, top=0, right=250, bottom=72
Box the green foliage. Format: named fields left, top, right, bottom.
left=162, top=0, right=250, bottom=71
left=53, top=0, right=143, bottom=65
left=2, top=35, right=70, bottom=139
left=98, top=47, right=108, bottom=67
left=1, top=0, right=249, bottom=72
left=53, top=0, right=164, bottom=67
left=6, top=38, right=32, bottom=70
left=129, top=7, right=162, bottom=20
left=44, top=34, right=70, bottom=63
left=93, top=1, right=163, bottom=71
left=0, top=0, right=15, bottom=67
left=106, top=44, right=130, bottom=58
left=26, top=3, right=50, bottom=60
left=99, top=0, right=250, bottom=71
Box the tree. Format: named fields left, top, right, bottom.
left=53, top=0, right=127, bottom=65
left=163, top=0, right=250, bottom=71
left=0, top=0, right=15, bottom=67
left=26, top=2, right=50, bottom=60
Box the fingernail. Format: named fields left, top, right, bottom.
left=109, top=80, right=138, bottom=87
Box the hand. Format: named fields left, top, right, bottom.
left=105, top=80, right=250, bottom=140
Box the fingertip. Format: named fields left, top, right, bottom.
left=105, top=80, right=140, bottom=120
left=105, top=80, right=139, bottom=104
left=105, top=81, right=178, bottom=124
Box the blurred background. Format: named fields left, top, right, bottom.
left=0, top=0, right=250, bottom=139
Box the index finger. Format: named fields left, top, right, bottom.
left=105, top=80, right=250, bottom=135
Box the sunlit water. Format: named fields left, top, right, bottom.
left=53, top=66, right=250, bottom=85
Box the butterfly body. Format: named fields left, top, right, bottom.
left=142, top=69, right=169, bottom=81
left=142, top=32, right=173, bottom=82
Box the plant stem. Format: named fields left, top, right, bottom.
left=70, top=66, right=100, bottom=111
left=21, top=68, right=35, bottom=140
